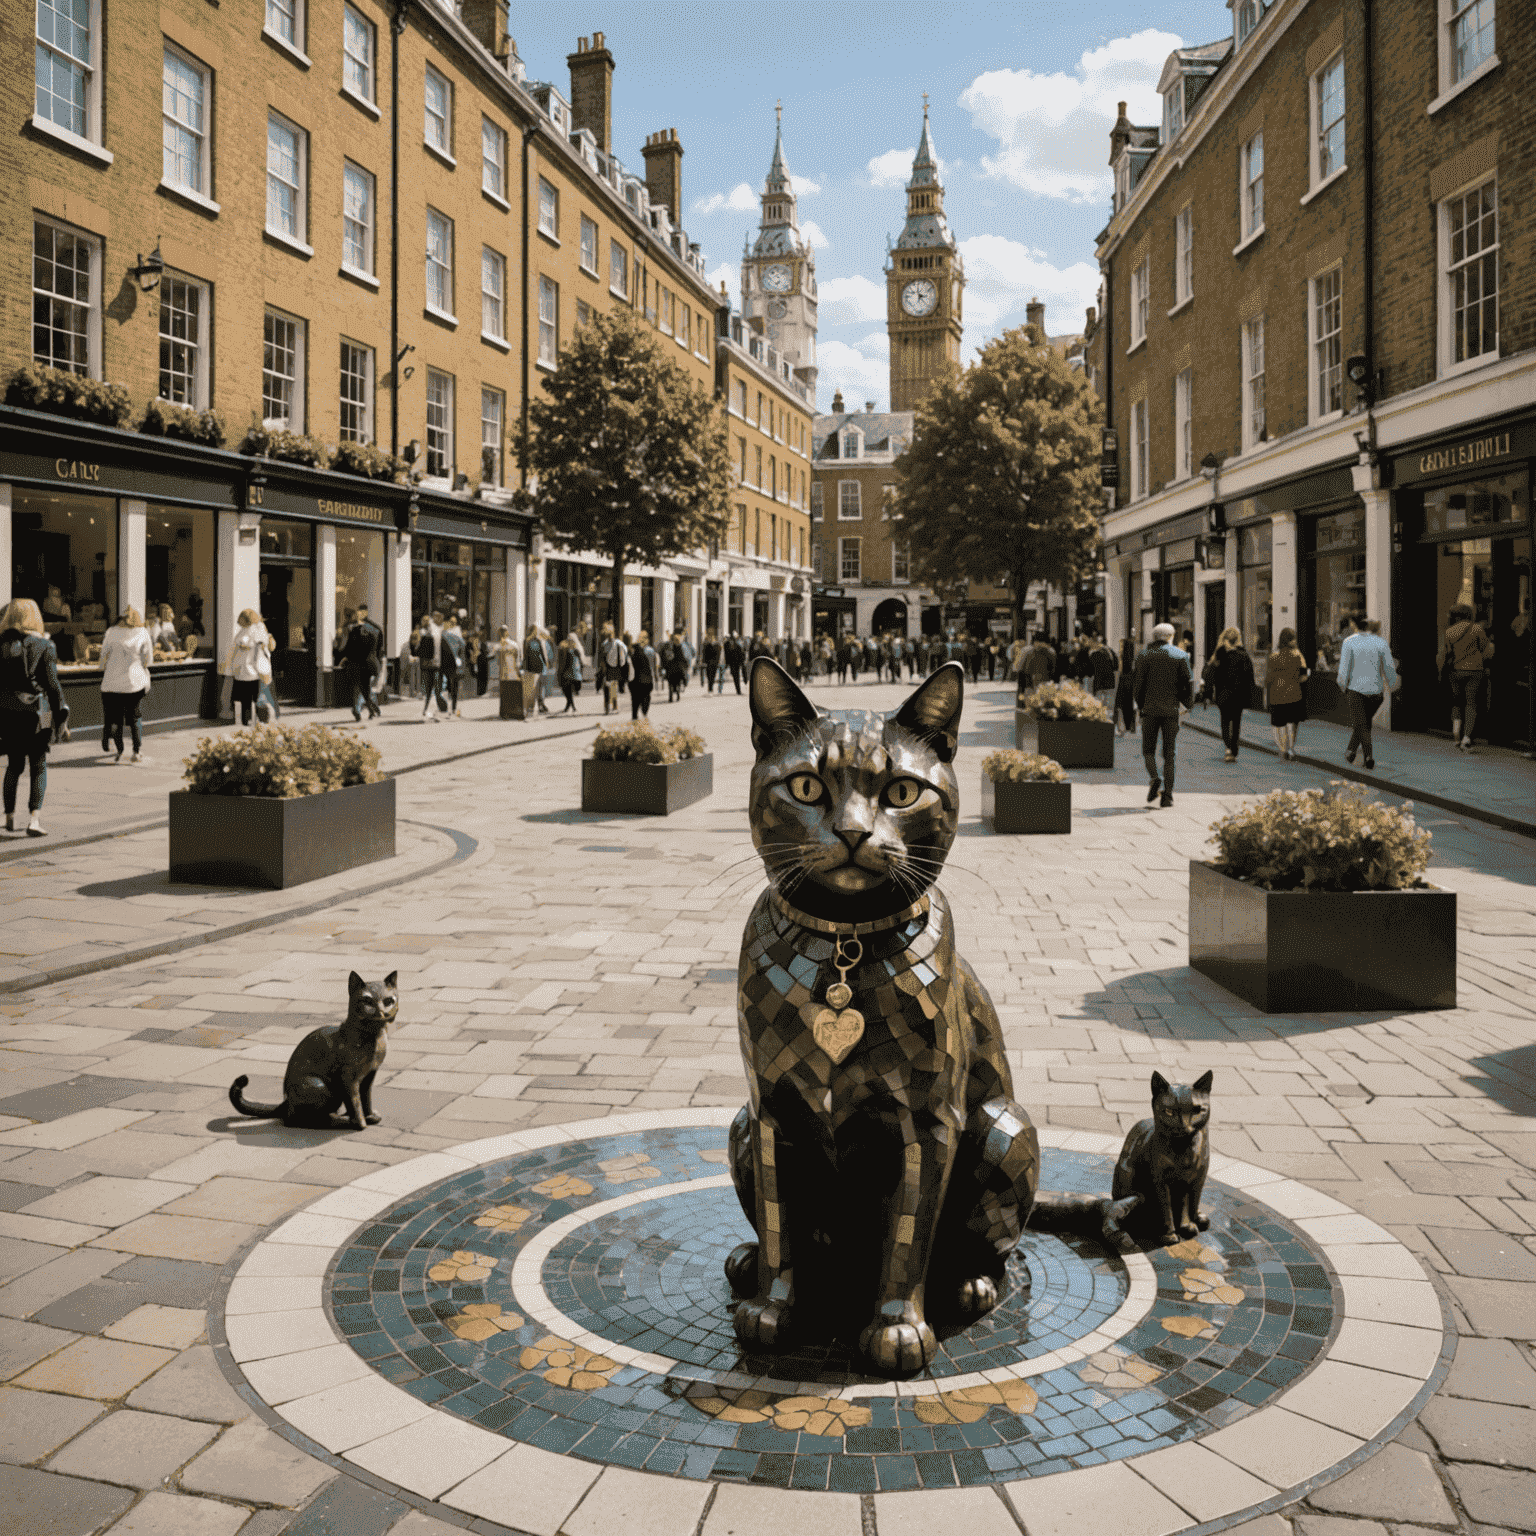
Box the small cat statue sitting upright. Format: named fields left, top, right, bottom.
left=229, top=971, right=397, bottom=1131
left=1102, top=1070, right=1213, bottom=1247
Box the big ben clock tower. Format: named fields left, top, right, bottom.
left=741, top=107, right=817, bottom=393
left=887, top=101, right=963, bottom=412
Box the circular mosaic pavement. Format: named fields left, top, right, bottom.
left=218, top=1112, right=1454, bottom=1532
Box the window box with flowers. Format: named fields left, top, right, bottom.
left=581, top=721, right=712, bottom=815
left=1014, top=682, right=1114, bottom=767
left=169, top=723, right=395, bottom=888
left=981, top=751, right=1071, bottom=834
left=1189, top=786, right=1454, bottom=1012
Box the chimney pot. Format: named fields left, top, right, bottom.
left=593, top=30, right=603, bottom=46
left=1118, top=100, right=1127, bottom=116
left=865, top=401, right=875, bottom=412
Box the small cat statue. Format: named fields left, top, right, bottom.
left=229, top=971, right=397, bottom=1131
left=726, top=659, right=1040, bottom=1377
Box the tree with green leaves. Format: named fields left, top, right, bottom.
left=522, top=307, right=733, bottom=631
left=894, top=325, right=1103, bottom=637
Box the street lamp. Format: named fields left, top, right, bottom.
left=1200, top=453, right=1226, bottom=534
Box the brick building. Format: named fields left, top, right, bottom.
left=3, top=1, right=752, bottom=728
left=1091, top=0, right=1532, bottom=747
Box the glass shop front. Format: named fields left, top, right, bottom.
left=411, top=538, right=508, bottom=644
left=1236, top=521, right=1273, bottom=689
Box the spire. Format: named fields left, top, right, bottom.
left=766, top=102, right=792, bottom=197
left=910, top=95, right=940, bottom=188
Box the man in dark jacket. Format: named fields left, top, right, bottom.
left=723, top=633, right=746, bottom=694
left=1132, top=623, right=1194, bottom=807
left=340, top=604, right=384, bottom=721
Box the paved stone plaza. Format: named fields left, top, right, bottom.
left=0, top=677, right=1531, bottom=1536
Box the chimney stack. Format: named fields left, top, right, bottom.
left=642, top=128, right=684, bottom=221
left=567, top=32, right=614, bottom=153
left=831, top=389, right=846, bottom=413
left=460, top=0, right=511, bottom=61
left=865, top=401, right=875, bottom=413
left=1026, top=296, right=1046, bottom=335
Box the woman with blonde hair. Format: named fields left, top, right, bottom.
left=1202, top=625, right=1255, bottom=763
left=1265, top=627, right=1310, bottom=760
left=224, top=608, right=268, bottom=726
left=0, top=599, right=67, bottom=835
left=100, top=606, right=154, bottom=762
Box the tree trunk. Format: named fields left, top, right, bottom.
left=1012, top=566, right=1033, bottom=642
left=609, top=550, right=626, bottom=634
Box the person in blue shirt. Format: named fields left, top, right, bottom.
left=1335, top=617, right=1398, bottom=769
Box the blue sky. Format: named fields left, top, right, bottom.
left=510, top=2, right=1235, bottom=412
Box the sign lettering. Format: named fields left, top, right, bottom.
left=316, top=498, right=387, bottom=523
left=1418, top=431, right=1512, bottom=477
left=53, top=459, right=101, bottom=482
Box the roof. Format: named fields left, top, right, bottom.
left=812, top=411, right=915, bottom=459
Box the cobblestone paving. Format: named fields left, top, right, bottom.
left=0, top=677, right=1530, bottom=1536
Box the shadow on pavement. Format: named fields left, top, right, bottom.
left=78, top=871, right=246, bottom=899
left=1465, top=1043, right=1536, bottom=1114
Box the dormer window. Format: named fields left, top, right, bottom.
left=1235, top=0, right=1264, bottom=44
left=842, top=429, right=861, bottom=459
left=1163, top=82, right=1184, bottom=142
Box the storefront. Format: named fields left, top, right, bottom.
left=1236, top=520, right=1273, bottom=687
left=812, top=585, right=855, bottom=638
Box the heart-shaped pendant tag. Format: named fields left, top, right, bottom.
left=812, top=1006, right=865, bottom=1064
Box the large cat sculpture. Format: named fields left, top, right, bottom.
left=726, top=659, right=1040, bottom=1376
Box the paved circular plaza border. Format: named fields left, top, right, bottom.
left=212, top=1109, right=1456, bottom=1536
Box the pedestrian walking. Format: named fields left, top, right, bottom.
left=402, top=626, right=422, bottom=697
left=99, top=606, right=153, bottom=762
left=724, top=633, right=745, bottom=694
left=473, top=629, right=491, bottom=696
left=678, top=631, right=696, bottom=691
left=339, top=603, right=384, bottom=721
left=417, top=613, right=445, bottom=721
left=701, top=630, right=721, bottom=693
left=1338, top=618, right=1397, bottom=769
left=603, top=630, right=629, bottom=714
left=1438, top=602, right=1493, bottom=752
left=224, top=609, right=269, bottom=725
left=1087, top=636, right=1118, bottom=716
left=1113, top=638, right=1137, bottom=735
left=629, top=630, right=657, bottom=718
left=1023, top=633, right=1057, bottom=688
left=0, top=599, right=67, bottom=836
left=522, top=626, right=551, bottom=714
left=1266, top=629, right=1310, bottom=760
left=1203, top=627, right=1254, bottom=762
left=556, top=632, right=584, bottom=712
left=663, top=632, right=689, bottom=703
left=441, top=617, right=466, bottom=717
left=1132, top=624, right=1193, bottom=808
left=493, top=624, right=519, bottom=685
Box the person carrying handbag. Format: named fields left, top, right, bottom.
left=0, top=599, right=68, bottom=836
left=522, top=626, right=551, bottom=715
left=224, top=610, right=268, bottom=726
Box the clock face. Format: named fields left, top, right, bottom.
left=902, top=279, right=938, bottom=316
left=762, top=264, right=792, bottom=292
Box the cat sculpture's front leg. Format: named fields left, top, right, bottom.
left=1179, top=1165, right=1210, bottom=1238
left=732, top=1115, right=796, bottom=1351
left=359, top=1070, right=382, bottom=1126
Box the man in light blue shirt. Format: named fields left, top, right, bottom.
left=1335, top=618, right=1398, bottom=769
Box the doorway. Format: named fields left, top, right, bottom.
left=1203, top=584, right=1227, bottom=663
left=258, top=519, right=315, bottom=705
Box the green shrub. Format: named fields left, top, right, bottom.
left=1207, top=784, right=1432, bottom=892
left=238, top=425, right=328, bottom=467
left=182, top=723, right=385, bottom=798
left=5, top=363, right=132, bottom=427
left=331, top=440, right=409, bottom=482
left=1019, top=681, right=1109, bottom=722
left=983, top=749, right=1067, bottom=784
left=139, top=398, right=226, bottom=447
left=590, top=720, right=706, bottom=765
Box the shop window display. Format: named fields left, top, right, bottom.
left=410, top=539, right=505, bottom=644
left=333, top=528, right=384, bottom=664
left=11, top=489, right=117, bottom=668
left=259, top=518, right=315, bottom=703
left=146, top=506, right=214, bottom=657
left=1238, top=522, right=1273, bottom=685
left=1305, top=509, right=1366, bottom=675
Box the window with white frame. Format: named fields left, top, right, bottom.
left=32, top=218, right=98, bottom=376
left=158, top=274, right=207, bottom=406
left=659, top=288, right=672, bottom=334
left=342, top=6, right=374, bottom=103
left=1311, top=267, right=1343, bottom=418
left=838, top=480, right=861, bottom=519
left=537, top=178, right=558, bottom=239
left=481, top=387, right=503, bottom=486
left=609, top=239, right=628, bottom=297
left=1130, top=397, right=1149, bottom=500
left=265, top=0, right=301, bottom=50
left=162, top=46, right=209, bottom=196
left=1241, top=133, right=1264, bottom=238
left=1176, top=205, right=1194, bottom=304
left=1163, top=82, right=1183, bottom=143
left=36, top=0, right=99, bottom=142
left=679, top=304, right=691, bottom=351
left=1441, top=176, right=1498, bottom=370
left=425, top=369, right=453, bottom=479
left=266, top=112, right=306, bottom=244
left=481, top=118, right=506, bottom=201
left=841, top=429, right=860, bottom=458
left=840, top=537, right=861, bottom=582
left=1131, top=256, right=1149, bottom=346
left=338, top=339, right=372, bottom=442
left=732, top=379, right=747, bottom=417
left=1235, top=0, right=1262, bottom=44
left=810, top=481, right=823, bottom=520
left=1445, top=0, right=1495, bottom=89
left=423, top=64, right=451, bottom=156
left=537, top=275, right=557, bottom=366
left=893, top=541, right=910, bottom=582
left=812, top=539, right=823, bottom=577
left=579, top=215, right=598, bottom=274
left=1242, top=315, right=1266, bottom=450
left=1313, top=53, right=1345, bottom=184
left=262, top=309, right=304, bottom=429
left=1175, top=369, right=1192, bottom=480
left=481, top=247, right=505, bottom=340
left=342, top=162, right=373, bottom=276
left=425, top=208, right=453, bottom=316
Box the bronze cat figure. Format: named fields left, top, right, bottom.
left=726, top=659, right=1040, bottom=1377
left=229, top=971, right=397, bottom=1130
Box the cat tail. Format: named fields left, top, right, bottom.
left=1025, top=1192, right=1108, bottom=1234
left=228, top=1075, right=287, bottom=1119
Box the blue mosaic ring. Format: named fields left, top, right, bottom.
left=219, top=1111, right=1453, bottom=1536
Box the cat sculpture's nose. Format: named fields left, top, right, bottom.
left=833, top=794, right=876, bottom=855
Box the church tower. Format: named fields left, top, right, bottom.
left=887, top=102, right=963, bottom=412
left=741, top=107, right=818, bottom=393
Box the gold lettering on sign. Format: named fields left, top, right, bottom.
left=53, top=459, right=101, bottom=482
left=1419, top=432, right=1512, bottom=477
left=316, top=499, right=386, bottom=523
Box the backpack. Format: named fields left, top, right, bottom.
left=604, top=638, right=628, bottom=672
left=0, top=633, right=44, bottom=716
left=1449, top=623, right=1488, bottom=670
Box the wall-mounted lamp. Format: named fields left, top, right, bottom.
left=402, top=438, right=420, bottom=465
left=1345, top=353, right=1376, bottom=408
left=453, top=472, right=470, bottom=492
left=131, top=242, right=164, bottom=293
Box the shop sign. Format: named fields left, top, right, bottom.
left=53, top=458, right=102, bottom=482
left=258, top=483, right=394, bottom=526
left=0, top=445, right=236, bottom=508
left=1394, top=419, right=1534, bottom=486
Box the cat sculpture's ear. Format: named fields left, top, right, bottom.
left=1150, top=1070, right=1171, bottom=1097
left=383, top=971, right=398, bottom=990
left=1194, top=1070, right=1213, bottom=1093
left=348, top=971, right=365, bottom=996
left=749, top=657, right=819, bottom=760
left=892, top=661, right=965, bottom=764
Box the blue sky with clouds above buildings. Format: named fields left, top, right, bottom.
left=509, top=1, right=1234, bottom=412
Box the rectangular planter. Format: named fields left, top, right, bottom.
left=500, top=675, right=539, bottom=720
left=981, top=775, right=1071, bottom=833
left=169, top=777, right=396, bottom=889
left=1188, top=860, right=1456, bottom=1013
left=1013, top=712, right=1115, bottom=768
left=581, top=754, right=713, bottom=815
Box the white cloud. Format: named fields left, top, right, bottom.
left=856, top=331, right=890, bottom=357
left=819, top=339, right=888, bottom=412
left=958, top=234, right=1100, bottom=339
left=693, top=182, right=758, bottom=216
left=800, top=220, right=830, bottom=249
left=708, top=264, right=736, bottom=305
left=818, top=275, right=886, bottom=323
left=960, top=29, right=1180, bottom=202
left=866, top=148, right=914, bottom=189
left=791, top=174, right=821, bottom=197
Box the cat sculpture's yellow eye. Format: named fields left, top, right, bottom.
left=884, top=778, right=923, bottom=809
left=785, top=773, right=824, bottom=805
